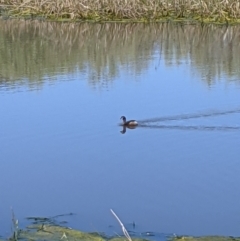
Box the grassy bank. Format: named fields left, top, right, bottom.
left=0, top=0, right=240, bottom=23
left=7, top=222, right=240, bottom=241
left=8, top=223, right=240, bottom=241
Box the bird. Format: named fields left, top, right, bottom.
left=120, top=116, right=138, bottom=126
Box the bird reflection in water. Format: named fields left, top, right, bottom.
left=120, top=125, right=137, bottom=134
left=120, top=124, right=240, bottom=133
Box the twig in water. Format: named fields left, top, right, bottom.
left=11, top=208, right=19, bottom=241
left=110, top=209, right=132, bottom=241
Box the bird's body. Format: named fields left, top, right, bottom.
left=120, top=116, right=138, bottom=126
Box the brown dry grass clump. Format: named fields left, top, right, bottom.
left=0, top=0, right=240, bottom=23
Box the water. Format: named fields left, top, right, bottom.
left=0, top=20, right=240, bottom=238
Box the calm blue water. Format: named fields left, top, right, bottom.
left=0, top=21, right=240, bottom=238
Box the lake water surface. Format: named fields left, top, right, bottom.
left=0, top=20, right=240, bottom=238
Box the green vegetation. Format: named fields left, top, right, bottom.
left=11, top=224, right=106, bottom=241
left=8, top=223, right=149, bottom=241
left=6, top=223, right=240, bottom=241
left=4, top=213, right=240, bottom=241
left=0, top=0, right=240, bottom=23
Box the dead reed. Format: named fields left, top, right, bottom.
left=0, top=0, right=240, bottom=23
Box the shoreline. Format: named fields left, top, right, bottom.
left=5, top=213, right=240, bottom=241
left=1, top=15, right=240, bottom=25
left=1, top=0, right=240, bottom=24
left=5, top=223, right=240, bottom=241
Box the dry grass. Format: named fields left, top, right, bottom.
left=0, top=0, right=240, bottom=23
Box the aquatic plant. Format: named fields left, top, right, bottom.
left=1, top=0, right=240, bottom=23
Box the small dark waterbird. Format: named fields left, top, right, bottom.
left=120, top=116, right=138, bottom=126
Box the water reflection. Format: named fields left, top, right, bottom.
left=138, top=124, right=240, bottom=132
left=1, top=20, right=240, bottom=237
left=120, top=124, right=240, bottom=134
left=0, top=20, right=240, bottom=91
left=120, top=125, right=137, bottom=134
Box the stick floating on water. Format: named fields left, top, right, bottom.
left=110, top=209, right=132, bottom=241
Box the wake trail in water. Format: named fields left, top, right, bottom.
left=138, top=124, right=240, bottom=132
left=139, top=108, right=240, bottom=124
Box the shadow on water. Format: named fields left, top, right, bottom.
left=120, top=108, right=240, bottom=134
